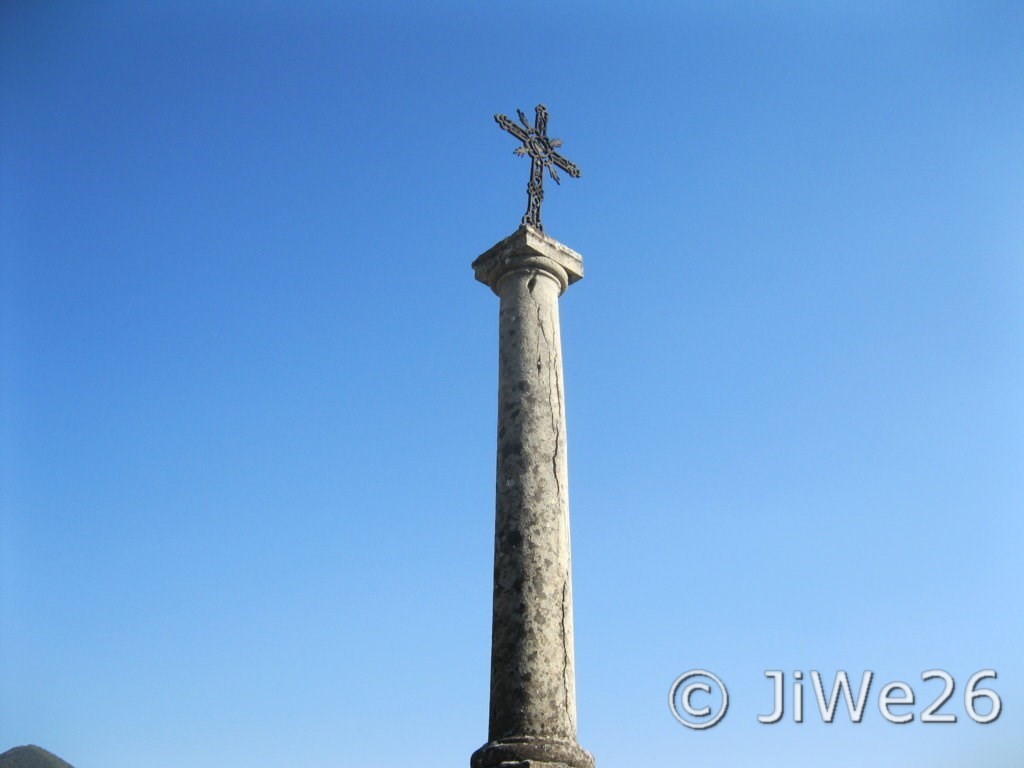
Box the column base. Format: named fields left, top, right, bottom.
left=471, top=737, right=595, bottom=768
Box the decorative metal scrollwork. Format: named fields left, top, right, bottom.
left=495, top=104, right=581, bottom=232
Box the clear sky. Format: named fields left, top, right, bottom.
left=1, top=3, right=1022, bottom=767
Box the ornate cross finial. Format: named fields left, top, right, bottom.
left=495, top=104, right=581, bottom=232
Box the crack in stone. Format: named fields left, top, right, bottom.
left=531, top=281, right=562, bottom=507
left=524, top=268, right=573, bottom=736
left=561, top=578, right=572, bottom=728
left=552, top=357, right=562, bottom=506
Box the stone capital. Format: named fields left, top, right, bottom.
left=472, top=225, right=584, bottom=296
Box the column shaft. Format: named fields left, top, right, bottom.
left=471, top=226, right=593, bottom=768
left=490, top=266, right=576, bottom=740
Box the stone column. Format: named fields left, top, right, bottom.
left=471, top=225, right=594, bottom=768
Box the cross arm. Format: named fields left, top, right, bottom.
left=494, top=113, right=529, bottom=143
left=550, top=150, right=582, bottom=179
left=534, top=104, right=548, bottom=136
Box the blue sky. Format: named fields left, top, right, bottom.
left=1, top=2, right=1022, bottom=767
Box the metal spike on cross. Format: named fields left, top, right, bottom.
left=495, top=104, right=581, bottom=232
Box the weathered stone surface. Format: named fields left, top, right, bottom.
left=471, top=226, right=594, bottom=768
left=472, top=225, right=583, bottom=296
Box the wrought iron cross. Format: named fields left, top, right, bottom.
left=495, top=104, right=581, bottom=232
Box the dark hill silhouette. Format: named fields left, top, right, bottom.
left=0, top=746, right=74, bottom=768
